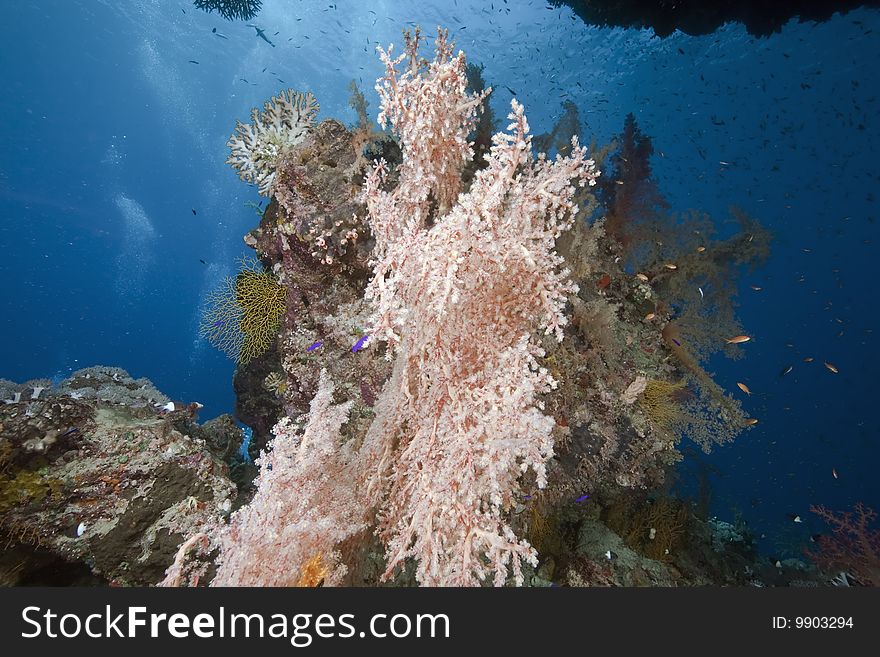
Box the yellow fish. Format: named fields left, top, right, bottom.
left=725, top=335, right=752, bottom=344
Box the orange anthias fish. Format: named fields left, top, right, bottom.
left=824, top=361, right=839, bottom=374
left=726, top=335, right=752, bottom=344
left=744, top=418, right=759, bottom=426
left=737, top=382, right=752, bottom=395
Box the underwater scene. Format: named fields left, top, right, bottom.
left=0, top=0, right=878, bottom=588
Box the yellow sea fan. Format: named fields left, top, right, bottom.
left=200, top=258, right=287, bottom=364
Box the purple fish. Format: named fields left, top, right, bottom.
left=672, top=338, right=681, bottom=347
left=575, top=494, right=590, bottom=503
left=307, top=341, right=323, bottom=352
left=351, top=334, right=369, bottom=353
left=211, top=320, right=225, bottom=328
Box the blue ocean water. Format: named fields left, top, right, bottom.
left=0, top=0, right=877, bottom=559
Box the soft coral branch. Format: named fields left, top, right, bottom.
left=808, top=503, right=880, bottom=586
left=358, top=31, right=599, bottom=586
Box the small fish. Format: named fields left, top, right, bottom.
left=780, top=365, right=793, bottom=377
left=191, top=208, right=197, bottom=215
left=744, top=418, right=759, bottom=426
left=605, top=550, right=615, bottom=560
left=211, top=320, right=224, bottom=328
left=351, top=334, right=369, bottom=353
left=188, top=60, right=199, bottom=64
left=736, top=382, right=752, bottom=395
left=636, top=273, right=649, bottom=282
left=803, top=357, right=814, bottom=362
left=725, top=335, right=751, bottom=344
left=664, top=263, right=678, bottom=270
left=787, top=513, right=803, bottom=523
left=832, top=468, right=838, bottom=479
left=823, top=361, right=839, bottom=374
left=307, top=341, right=323, bottom=352
left=672, top=338, right=681, bottom=347
left=644, top=312, right=655, bottom=321
left=750, top=285, right=763, bottom=291
left=574, top=494, right=590, bottom=503
left=696, top=246, right=706, bottom=252
left=698, top=286, right=704, bottom=300
left=199, top=259, right=206, bottom=265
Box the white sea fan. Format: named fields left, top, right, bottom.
left=226, top=89, right=319, bottom=196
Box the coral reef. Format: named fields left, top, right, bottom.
left=0, top=368, right=237, bottom=585
left=186, top=26, right=777, bottom=588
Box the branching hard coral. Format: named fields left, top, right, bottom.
left=227, top=89, right=319, bottom=196
left=200, top=258, right=287, bottom=364
left=357, top=29, right=600, bottom=586
left=193, top=0, right=262, bottom=22
left=212, top=370, right=364, bottom=586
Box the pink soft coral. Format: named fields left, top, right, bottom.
left=358, top=28, right=599, bottom=586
